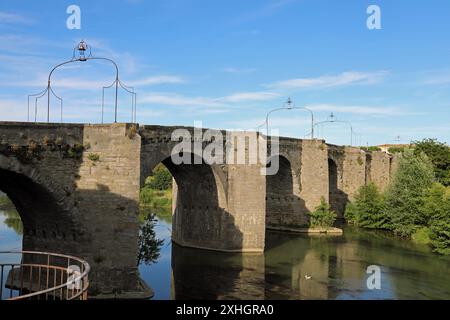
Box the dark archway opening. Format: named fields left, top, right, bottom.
left=328, top=158, right=347, bottom=219
left=265, top=155, right=307, bottom=230
left=138, top=153, right=244, bottom=300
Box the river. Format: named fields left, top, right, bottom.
left=1, top=207, right=450, bottom=300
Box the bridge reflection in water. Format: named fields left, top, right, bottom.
left=2, top=208, right=450, bottom=300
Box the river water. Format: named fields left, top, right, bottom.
left=2, top=207, right=450, bottom=300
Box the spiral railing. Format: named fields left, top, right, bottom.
left=0, top=251, right=90, bottom=300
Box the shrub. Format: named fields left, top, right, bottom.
left=145, top=163, right=172, bottom=190
left=384, top=149, right=435, bottom=237
left=413, top=139, right=450, bottom=186
left=308, top=197, right=337, bottom=228
left=347, top=183, right=387, bottom=229
left=388, top=146, right=407, bottom=154
left=425, top=183, right=450, bottom=254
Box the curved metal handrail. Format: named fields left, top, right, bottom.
left=0, top=251, right=90, bottom=300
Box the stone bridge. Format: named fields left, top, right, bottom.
left=0, top=122, right=397, bottom=298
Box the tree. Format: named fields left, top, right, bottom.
left=413, top=139, right=450, bottom=186
left=346, top=183, right=387, bottom=229
left=384, top=149, right=435, bottom=237
left=422, top=183, right=450, bottom=255
left=137, top=213, right=164, bottom=265
left=308, top=197, right=337, bottom=228
left=145, top=163, right=173, bottom=190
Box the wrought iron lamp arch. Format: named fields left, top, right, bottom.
left=256, top=97, right=315, bottom=139
left=28, top=40, right=137, bottom=124
left=313, top=113, right=355, bottom=146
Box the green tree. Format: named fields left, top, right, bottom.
left=413, top=139, right=450, bottom=186
left=384, top=149, right=435, bottom=237
left=145, top=163, right=173, bottom=190
left=422, top=183, right=450, bottom=254
left=388, top=146, right=407, bottom=154
left=308, top=197, right=337, bottom=228
left=346, top=183, right=387, bottom=229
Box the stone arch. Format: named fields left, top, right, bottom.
left=0, top=154, right=78, bottom=251
left=142, top=152, right=239, bottom=251
left=327, top=157, right=346, bottom=217
left=265, top=155, right=308, bottom=229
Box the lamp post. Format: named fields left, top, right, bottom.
left=314, top=112, right=355, bottom=146
left=28, top=40, right=136, bottom=124
left=257, top=97, right=315, bottom=139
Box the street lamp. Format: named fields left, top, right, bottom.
left=28, top=40, right=137, bottom=124
left=257, top=97, right=315, bottom=139
left=314, top=112, right=355, bottom=146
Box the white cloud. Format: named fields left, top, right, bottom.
left=421, top=71, right=450, bottom=85
left=307, top=104, right=407, bottom=116
left=140, top=91, right=280, bottom=108
left=127, top=75, right=185, bottom=87
left=221, top=67, right=257, bottom=74
left=220, top=91, right=280, bottom=102
left=0, top=12, right=33, bottom=25
left=267, top=71, right=388, bottom=90
left=140, top=93, right=223, bottom=107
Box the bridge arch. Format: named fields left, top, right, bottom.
left=0, top=154, right=78, bottom=251
left=265, top=154, right=308, bottom=229
left=327, top=156, right=346, bottom=217
left=141, top=152, right=240, bottom=251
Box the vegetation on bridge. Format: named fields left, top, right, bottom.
left=345, top=139, right=450, bottom=255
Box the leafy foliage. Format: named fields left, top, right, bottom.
left=145, top=163, right=172, bottom=190
left=308, top=197, right=337, bottom=228
left=384, top=149, right=435, bottom=237
left=388, top=146, right=407, bottom=154
left=345, top=183, right=387, bottom=228
left=424, top=183, right=450, bottom=254
left=137, top=213, right=164, bottom=266
left=360, top=146, right=381, bottom=152
left=413, top=139, right=450, bottom=186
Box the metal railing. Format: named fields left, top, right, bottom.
left=0, top=251, right=90, bottom=300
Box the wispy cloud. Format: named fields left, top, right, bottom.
left=267, top=71, right=389, bottom=90
left=231, top=0, right=298, bottom=24
left=220, top=91, right=280, bottom=102
left=127, top=75, right=185, bottom=87
left=0, top=12, right=34, bottom=25
left=140, top=93, right=223, bottom=108
left=307, top=104, right=413, bottom=116
left=421, top=70, right=450, bottom=85
left=221, top=67, right=257, bottom=74
left=140, top=90, right=280, bottom=108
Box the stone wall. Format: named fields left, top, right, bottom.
left=366, top=151, right=392, bottom=192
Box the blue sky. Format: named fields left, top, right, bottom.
left=0, top=0, right=449, bottom=145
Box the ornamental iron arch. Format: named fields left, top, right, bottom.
left=27, top=40, right=137, bottom=124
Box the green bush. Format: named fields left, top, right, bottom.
left=413, top=139, right=450, bottom=186
left=388, top=146, right=407, bottom=154
left=308, top=197, right=337, bottom=228
left=384, top=149, right=435, bottom=237
left=360, top=146, right=381, bottom=152
left=145, top=163, right=172, bottom=190
left=346, top=182, right=387, bottom=229
left=425, top=183, right=450, bottom=254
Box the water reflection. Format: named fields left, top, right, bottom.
left=1, top=200, right=450, bottom=300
